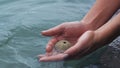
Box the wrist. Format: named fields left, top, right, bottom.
left=80, top=20, right=95, bottom=31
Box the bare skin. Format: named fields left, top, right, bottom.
left=65, top=13, right=120, bottom=57
left=38, top=0, right=120, bottom=62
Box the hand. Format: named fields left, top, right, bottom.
left=38, top=21, right=94, bottom=62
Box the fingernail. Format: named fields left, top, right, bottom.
left=39, top=58, right=45, bottom=62
left=46, top=52, right=52, bottom=56
left=37, top=55, right=45, bottom=58
left=41, top=30, right=47, bottom=33
left=63, top=53, right=69, bottom=59
left=46, top=46, right=52, bottom=52
left=41, top=30, right=47, bottom=35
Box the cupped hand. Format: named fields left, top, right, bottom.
left=38, top=21, right=94, bottom=62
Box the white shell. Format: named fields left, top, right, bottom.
left=54, top=40, right=72, bottom=53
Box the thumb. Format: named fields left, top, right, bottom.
left=41, top=24, right=64, bottom=36
left=64, top=31, right=94, bottom=56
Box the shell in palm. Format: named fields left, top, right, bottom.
left=54, top=40, right=72, bottom=53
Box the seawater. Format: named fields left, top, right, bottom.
left=0, top=0, right=107, bottom=68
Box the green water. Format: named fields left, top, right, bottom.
left=0, top=0, right=105, bottom=68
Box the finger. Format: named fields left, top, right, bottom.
left=46, top=35, right=66, bottom=53
left=45, top=52, right=53, bottom=56
left=64, top=31, right=94, bottom=56
left=39, top=53, right=68, bottom=62
left=46, top=37, right=58, bottom=53
left=37, top=54, right=46, bottom=58
left=41, top=24, right=64, bottom=36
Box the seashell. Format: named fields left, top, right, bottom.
left=54, top=40, right=72, bottom=53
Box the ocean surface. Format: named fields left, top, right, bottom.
left=0, top=0, right=119, bottom=68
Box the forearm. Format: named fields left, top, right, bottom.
left=65, top=13, right=120, bottom=56
left=94, top=13, right=120, bottom=46
left=82, top=0, right=120, bottom=30
left=64, top=13, right=120, bottom=56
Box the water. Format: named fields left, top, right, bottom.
left=0, top=0, right=119, bottom=68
